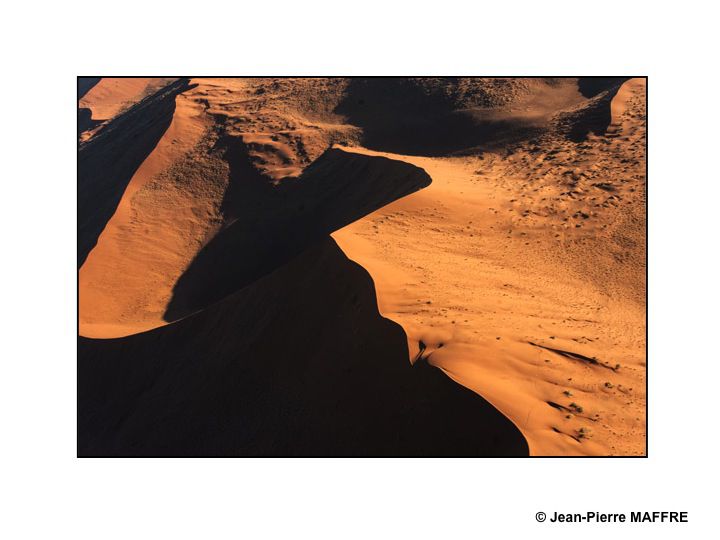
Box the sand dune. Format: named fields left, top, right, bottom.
left=80, top=123, right=430, bottom=338
left=79, top=80, right=212, bottom=337
left=79, top=238, right=527, bottom=456
left=79, top=78, right=176, bottom=122
left=333, top=79, right=646, bottom=455
left=77, top=77, right=645, bottom=456
left=78, top=77, right=101, bottom=100
left=165, top=146, right=430, bottom=321
left=78, top=79, right=196, bottom=265
left=334, top=78, right=590, bottom=155
left=78, top=77, right=178, bottom=140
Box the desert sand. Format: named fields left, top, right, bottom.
left=78, top=77, right=645, bottom=456
left=78, top=77, right=177, bottom=139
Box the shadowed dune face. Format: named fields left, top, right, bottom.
left=577, top=77, right=631, bottom=98
left=79, top=78, right=153, bottom=121
left=78, top=79, right=194, bottom=267
left=78, top=78, right=103, bottom=134
left=333, top=78, right=624, bottom=155
left=77, top=78, right=179, bottom=142
left=557, top=79, right=630, bottom=142
left=79, top=78, right=179, bottom=122
left=165, top=146, right=431, bottom=320
left=79, top=105, right=430, bottom=337
left=77, top=107, right=100, bottom=136
left=78, top=77, right=102, bottom=99
left=79, top=81, right=227, bottom=338
left=79, top=238, right=528, bottom=456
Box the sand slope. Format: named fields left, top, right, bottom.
left=80, top=124, right=430, bottom=337
left=78, top=77, right=178, bottom=140
left=79, top=78, right=176, bottom=123
left=165, top=146, right=431, bottom=321
left=333, top=79, right=646, bottom=455
left=79, top=81, right=214, bottom=337
left=79, top=237, right=527, bottom=456
left=78, top=77, right=645, bottom=456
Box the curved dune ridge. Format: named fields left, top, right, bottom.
left=334, top=79, right=646, bottom=455
left=79, top=83, right=213, bottom=337
left=79, top=238, right=528, bottom=456
left=78, top=77, right=645, bottom=456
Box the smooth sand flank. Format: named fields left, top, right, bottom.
left=611, top=78, right=645, bottom=126
left=333, top=79, right=646, bottom=455
left=79, top=91, right=212, bottom=337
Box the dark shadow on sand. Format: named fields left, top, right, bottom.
left=577, top=77, right=631, bottom=99
left=77, top=78, right=195, bottom=266
left=78, top=237, right=528, bottom=456
left=334, top=78, right=545, bottom=156
left=164, top=145, right=432, bottom=321
left=563, top=78, right=632, bottom=142
left=77, top=78, right=538, bottom=456
left=77, top=107, right=100, bottom=136
left=77, top=78, right=102, bottom=139
left=77, top=77, right=101, bottom=100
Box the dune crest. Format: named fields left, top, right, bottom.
left=80, top=125, right=431, bottom=338
left=78, top=77, right=178, bottom=141
left=79, top=78, right=177, bottom=128
left=79, top=85, right=212, bottom=337
left=333, top=79, right=646, bottom=455
left=79, top=237, right=528, bottom=456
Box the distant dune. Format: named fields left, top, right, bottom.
left=78, top=77, right=645, bottom=456
left=77, top=77, right=177, bottom=140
